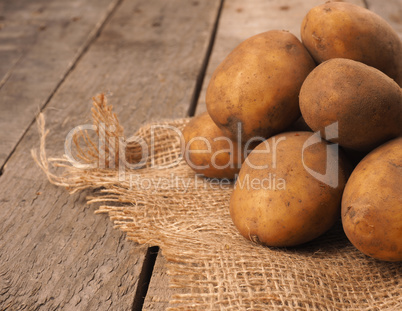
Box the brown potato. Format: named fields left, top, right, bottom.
left=182, top=112, right=245, bottom=179
left=229, top=131, right=350, bottom=247
left=342, top=138, right=402, bottom=262
left=285, top=115, right=311, bottom=132
left=300, top=58, right=402, bottom=153
left=206, top=30, right=315, bottom=144
left=301, top=2, right=402, bottom=86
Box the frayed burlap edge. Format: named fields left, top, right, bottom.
left=32, top=94, right=402, bottom=311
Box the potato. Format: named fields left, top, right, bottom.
left=206, top=30, right=315, bottom=144
left=285, top=115, right=311, bottom=132
left=229, top=131, right=350, bottom=247
left=301, top=2, right=402, bottom=86
left=182, top=112, right=245, bottom=179
left=300, top=58, right=402, bottom=153
left=342, top=138, right=402, bottom=262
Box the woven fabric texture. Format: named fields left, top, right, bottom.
left=33, top=95, right=402, bottom=310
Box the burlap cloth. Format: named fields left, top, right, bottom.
left=33, top=94, right=401, bottom=310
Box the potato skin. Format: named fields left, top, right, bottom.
left=229, top=132, right=350, bottom=247
left=182, top=112, right=245, bottom=179
left=300, top=58, right=402, bottom=152
left=342, top=138, right=402, bottom=262
left=301, top=2, right=402, bottom=86
left=206, top=30, right=315, bottom=144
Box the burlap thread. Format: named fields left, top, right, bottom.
left=32, top=94, right=401, bottom=310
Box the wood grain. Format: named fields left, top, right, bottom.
left=366, top=0, right=402, bottom=38
left=0, top=0, right=120, bottom=168
left=0, top=0, right=221, bottom=309
left=142, top=251, right=172, bottom=311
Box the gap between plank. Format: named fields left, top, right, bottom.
left=187, top=0, right=225, bottom=117
left=132, top=246, right=159, bottom=311
left=135, top=2, right=226, bottom=309
left=0, top=54, right=24, bottom=91
left=0, top=0, right=124, bottom=177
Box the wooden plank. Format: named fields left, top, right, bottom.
left=145, top=1, right=400, bottom=310
left=195, top=0, right=365, bottom=115
left=365, top=0, right=402, bottom=38
left=0, top=0, right=221, bottom=309
left=0, top=0, right=120, bottom=168
left=142, top=251, right=171, bottom=311
left=143, top=0, right=367, bottom=310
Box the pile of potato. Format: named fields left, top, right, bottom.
left=182, top=2, right=401, bottom=261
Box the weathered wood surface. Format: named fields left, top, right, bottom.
left=142, top=251, right=172, bottom=311
left=1, top=0, right=401, bottom=310
left=0, top=0, right=121, bottom=169
left=366, top=0, right=402, bottom=39
left=0, top=0, right=221, bottom=309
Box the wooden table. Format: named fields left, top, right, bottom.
left=0, top=0, right=400, bottom=309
